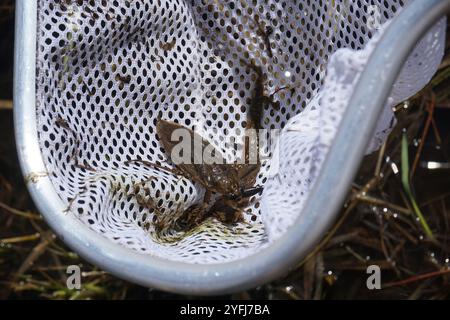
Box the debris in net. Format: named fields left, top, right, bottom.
left=128, top=119, right=262, bottom=235
left=240, top=60, right=283, bottom=130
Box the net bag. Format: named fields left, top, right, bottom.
left=35, top=0, right=446, bottom=266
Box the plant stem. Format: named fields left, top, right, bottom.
left=401, top=133, right=434, bottom=239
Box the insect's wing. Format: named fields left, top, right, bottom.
left=156, top=120, right=204, bottom=183
left=237, top=163, right=260, bottom=189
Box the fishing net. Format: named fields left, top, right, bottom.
left=36, top=0, right=446, bottom=264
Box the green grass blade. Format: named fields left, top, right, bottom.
left=401, top=133, right=434, bottom=239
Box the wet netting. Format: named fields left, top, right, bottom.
left=36, top=0, right=446, bottom=263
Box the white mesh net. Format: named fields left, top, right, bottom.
left=36, top=0, right=446, bottom=264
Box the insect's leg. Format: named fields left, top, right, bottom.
left=133, top=176, right=157, bottom=189
left=126, top=159, right=175, bottom=175
left=64, top=185, right=89, bottom=214
left=174, top=170, right=185, bottom=184
left=126, top=159, right=193, bottom=186
left=264, top=87, right=289, bottom=111
left=134, top=195, right=169, bottom=234
left=269, top=86, right=290, bottom=98
left=268, top=82, right=303, bottom=109
left=172, top=168, right=194, bottom=185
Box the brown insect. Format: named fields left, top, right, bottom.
left=241, top=60, right=287, bottom=130
left=128, top=119, right=262, bottom=233
left=84, top=6, right=99, bottom=23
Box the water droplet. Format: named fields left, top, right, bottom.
left=390, top=163, right=399, bottom=174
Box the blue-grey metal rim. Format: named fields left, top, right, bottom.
left=13, top=0, right=450, bottom=295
